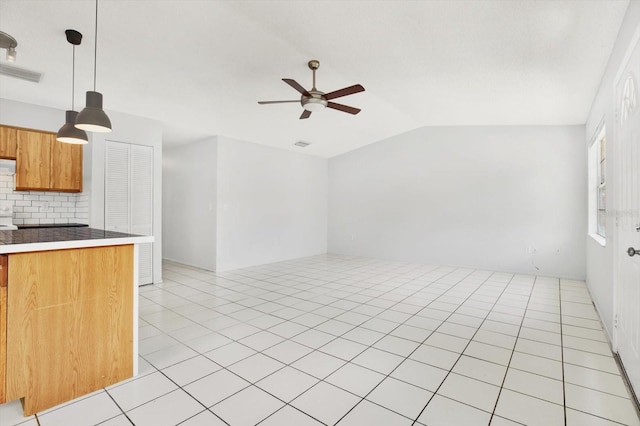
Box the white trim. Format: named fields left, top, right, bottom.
left=0, top=234, right=153, bottom=254
left=589, top=232, right=607, bottom=247
left=132, top=244, right=139, bottom=376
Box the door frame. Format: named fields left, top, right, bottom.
left=611, top=23, right=640, bottom=355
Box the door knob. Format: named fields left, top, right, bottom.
left=628, top=247, right=640, bottom=257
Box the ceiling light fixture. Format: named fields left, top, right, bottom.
left=0, top=31, right=17, bottom=62
left=57, top=29, right=88, bottom=144
left=75, top=0, right=112, bottom=133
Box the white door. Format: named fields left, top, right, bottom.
left=105, top=141, right=154, bottom=285
left=614, top=35, right=640, bottom=397
left=130, top=144, right=154, bottom=286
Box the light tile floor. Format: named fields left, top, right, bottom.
left=2, top=255, right=640, bottom=426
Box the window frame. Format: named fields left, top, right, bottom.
left=588, top=123, right=607, bottom=246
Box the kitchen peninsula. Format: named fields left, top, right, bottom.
left=0, top=227, right=152, bottom=416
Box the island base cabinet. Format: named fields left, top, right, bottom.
left=0, top=255, right=7, bottom=404
left=5, top=245, right=134, bottom=416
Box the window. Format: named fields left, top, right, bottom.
left=588, top=124, right=607, bottom=243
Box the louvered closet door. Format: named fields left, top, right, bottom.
left=130, top=144, right=153, bottom=285
left=105, top=141, right=130, bottom=233
left=105, top=141, right=154, bottom=285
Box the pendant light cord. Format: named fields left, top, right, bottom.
left=93, top=0, right=98, bottom=91
left=71, top=44, right=76, bottom=109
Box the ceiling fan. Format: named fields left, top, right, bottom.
left=258, top=60, right=365, bottom=119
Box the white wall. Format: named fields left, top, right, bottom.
left=0, top=98, right=163, bottom=284
left=216, top=136, right=327, bottom=271
left=585, top=2, right=640, bottom=339
left=163, top=137, right=217, bottom=271
left=329, top=125, right=586, bottom=279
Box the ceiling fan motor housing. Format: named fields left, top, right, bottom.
left=302, top=90, right=327, bottom=111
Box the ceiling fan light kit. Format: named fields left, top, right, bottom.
left=75, top=0, right=112, bottom=133
left=0, top=31, right=17, bottom=62
left=57, top=29, right=89, bottom=144
left=258, top=60, right=364, bottom=119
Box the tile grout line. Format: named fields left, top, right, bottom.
left=487, top=275, right=539, bottom=425
left=559, top=279, right=568, bottom=426
left=407, top=272, right=519, bottom=426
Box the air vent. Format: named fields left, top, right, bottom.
left=0, top=64, right=42, bottom=82
left=294, top=141, right=310, bottom=147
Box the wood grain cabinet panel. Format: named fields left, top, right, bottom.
left=0, top=126, right=17, bottom=159
left=15, top=129, right=51, bottom=191
left=5, top=245, right=134, bottom=415
left=50, top=140, right=83, bottom=192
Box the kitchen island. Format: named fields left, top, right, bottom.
left=0, top=228, right=153, bottom=416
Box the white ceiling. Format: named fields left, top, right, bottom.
left=0, top=0, right=630, bottom=157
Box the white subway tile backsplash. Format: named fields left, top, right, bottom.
left=0, top=171, right=86, bottom=226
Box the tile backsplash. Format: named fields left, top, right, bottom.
left=0, top=168, right=88, bottom=225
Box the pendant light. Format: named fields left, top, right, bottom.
left=57, top=30, right=88, bottom=144
left=75, top=0, right=112, bottom=133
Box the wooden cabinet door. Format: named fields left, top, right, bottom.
left=15, top=130, right=51, bottom=191
left=0, top=126, right=17, bottom=159
left=50, top=140, right=83, bottom=192
left=6, top=246, right=134, bottom=415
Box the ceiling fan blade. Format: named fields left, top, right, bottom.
left=258, top=100, right=299, bottom=104
left=300, top=110, right=312, bottom=119
left=324, top=84, right=365, bottom=100
left=327, top=102, right=361, bottom=115
left=283, top=78, right=311, bottom=97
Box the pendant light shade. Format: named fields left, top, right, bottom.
left=75, top=91, right=111, bottom=132
left=58, top=111, right=88, bottom=144
left=57, top=29, right=88, bottom=144
left=75, top=0, right=112, bottom=133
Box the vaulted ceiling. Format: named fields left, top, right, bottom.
left=0, top=0, right=630, bottom=157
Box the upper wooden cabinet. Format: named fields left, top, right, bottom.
left=50, top=135, right=83, bottom=192
left=1, top=125, right=83, bottom=193
left=15, top=130, right=51, bottom=191
left=0, top=127, right=17, bottom=160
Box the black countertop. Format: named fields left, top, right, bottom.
left=0, top=227, right=143, bottom=246
left=17, top=223, right=89, bottom=229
